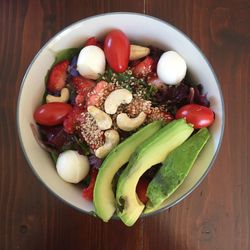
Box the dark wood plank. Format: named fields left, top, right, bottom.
left=0, top=0, right=145, bottom=250
left=144, top=1, right=250, bottom=249
left=0, top=0, right=249, bottom=249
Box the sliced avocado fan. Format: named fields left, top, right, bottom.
left=116, top=119, right=194, bottom=227
left=93, top=121, right=163, bottom=222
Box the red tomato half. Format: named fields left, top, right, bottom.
left=104, top=30, right=130, bottom=72
left=34, top=102, right=73, bottom=126
left=175, top=104, right=214, bottom=129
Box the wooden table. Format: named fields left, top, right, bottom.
left=0, top=0, right=249, bottom=249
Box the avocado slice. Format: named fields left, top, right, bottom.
left=146, top=128, right=210, bottom=212
left=93, top=121, right=163, bottom=222
left=116, top=119, right=194, bottom=226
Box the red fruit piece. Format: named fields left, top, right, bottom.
left=132, top=56, right=156, bottom=78
left=175, top=104, right=214, bottom=129
left=136, top=177, right=149, bottom=204
left=147, top=72, right=167, bottom=91
left=82, top=168, right=98, bottom=201
left=34, top=102, right=72, bottom=126
left=47, top=60, right=69, bottom=93
left=63, top=106, right=85, bottom=134
left=104, top=30, right=130, bottom=72
left=84, top=37, right=97, bottom=46
left=84, top=37, right=103, bottom=48
left=72, top=76, right=96, bottom=106
left=72, top=76, right=96, bottom=94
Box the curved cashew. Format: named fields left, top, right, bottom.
left=95, top=130, right=120, bottom=158
left=117, top=112, right=146, bottom=131
left=104, top=89, right=133, bottom=114
left=129, top=45, right=150, bottom=60
left=46, top=88, right=70, bottom=103
left=88, top=106, right=112, bottom=130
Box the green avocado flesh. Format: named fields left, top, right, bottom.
left=93, top=121, right=163, bottom=222
left=116, top=119, right=194, bottom=226
left=146, top=128, right=211, bottom=212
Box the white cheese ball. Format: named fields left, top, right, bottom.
left=157, top=51, right=187, bottom=85
left=77, top=45, right=106, bottom=80
left=56, top=150, right=90, bottom=184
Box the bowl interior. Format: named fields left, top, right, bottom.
left=17, top=13, right=224, bottom=215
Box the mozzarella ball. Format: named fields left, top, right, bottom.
left=157, top=51, right=187, bottom=85
left=56, top=150, right=90, bottom=183
left=77, top=45, right=106, bottom=80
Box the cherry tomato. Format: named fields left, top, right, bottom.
left=136, top=178, right=149, bottom=204
left=34, top=102, right=73, bottom=126
left=104, top=29, right=130, bottom=72
left=175, top=104, right=214, bottom=129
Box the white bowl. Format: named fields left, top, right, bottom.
left=17, top=13, right=224, bottom=217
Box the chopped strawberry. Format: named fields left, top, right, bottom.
left=129, top=59, right=141, bottom=68
left=72, top=76, right=96, bottom=106
left=47, top=60, right=69, bottom=93
left=84, top=37, right=97, bottom=46
left=82, top=168, right=98, bottom=201
left=72, top=76, right=96, bottom=93
left=63, top=106, right=85, bottom=134
left=132, top=56, right=156, bottom=78
left=84, top=37, right=103, bottom=49
left=147, top=72, right=167, bottom=91
left=136, top=177, right=149, bottom=204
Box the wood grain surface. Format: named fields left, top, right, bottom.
left=0, top=0, right=249, bottom=249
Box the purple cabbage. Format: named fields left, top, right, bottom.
left=39, top=125, right=69, bottom=149
left=88, top=154, right=103, bottom=169
left=68, top=56, right=79, bottom=77
left=154, top=83, right=190, bottom=107
left=193, top=85, right=210, bottom=107
left=154, top=82, right=210, bottom=114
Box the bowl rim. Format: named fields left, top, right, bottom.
left=17, top=11, right=225, bottom=220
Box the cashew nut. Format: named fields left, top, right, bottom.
left=116, top=112, right=146, bottom=131
left=88, top=105, right=112, bottom=130
left=129, top=45, right=150, bottom=60
left=95, top=130, right=120, bottom=158
left=46, top=88, right=70, bottom=103
left=104, top=89, right=133, bottom=114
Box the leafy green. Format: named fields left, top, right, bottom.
left=60, top=135, right=90, bottom=156
left=53, top=47, right=81, bottom=65
left=41, top=48, right=81, bottom=104
left=73, top=136, right=90, bottom=155
left=98, top=68, right=158, bottom=100
left=49, top=151, right=59, bottom=165
left=81, top=174, right=91, bottom=188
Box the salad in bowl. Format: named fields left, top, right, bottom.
left=17, top=13, right=224, bottom=227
